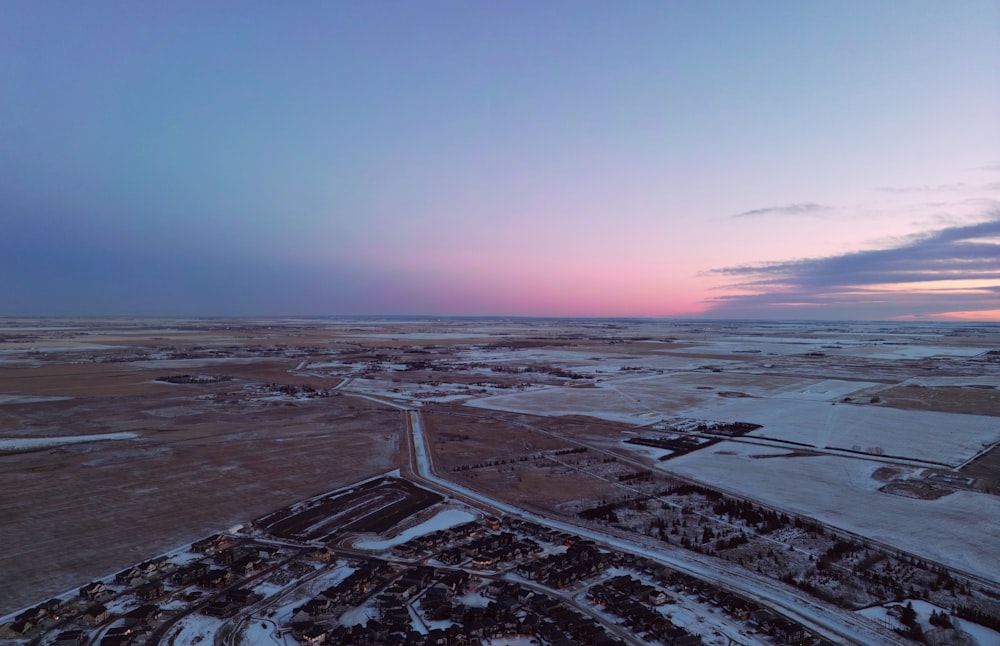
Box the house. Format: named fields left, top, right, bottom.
left=659, top=624, right=702, bottom=646
left=122, top=604, right=161, bottom=627
left=749, top=608, right=777, bottom=630
left=115, top=567, right=144, bottom=586
left=0, top=619, right=33, bottom=638
left=53, top=630, right=85, bottom=645
left=204, top=598, right=238, bottom=618
left=770, top=617, right=809, bottom=644
left=80, top=581, right=108, bottom=600
left=302, top=598, right=333, bottom=616
left=482, top=581, right=507, bottom=599
left=301, top=624, right=326, bottom=645
left=229, top=588, right=262, bottom=606
left=471, top=553, right=499, bottom=569
left=231, top=555, right=263, bottom=576
left=13, top=606, right=48, bottom=625
left=83, top=603, right=109, bottom=625
left=191, top=534, right=233, bottom=554
left=720, top=594, right=755, bottom=621
left=423, top=599, right=453, bottom=622
left=647, top=589, right=671, bottom=605
left=438, top=570, right=470, bottom=592
left=136, top=581, right=164, bottom=601
left=214, top=548, right=237, bottom=566
left=40, top=598, right=67, bottom=616
left=200, top=569, right=231, bottom=588
left=99, top=633, right=133, bottom=646
left=173, top=562, right=210, bottom=585
left=438, top=547, right=465, bottom=565
left=305, top=547, right=332, bottom=562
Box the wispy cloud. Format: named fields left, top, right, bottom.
left=875, top=181, right=1000, bottom=193
left=874, top=182, right=970, bottom=193
left=705, top=213, right=1000, bottom=320
left=731, top=203, right=832, bottom=219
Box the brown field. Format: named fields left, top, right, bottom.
left=872, top=384, right=1000, bottom=416
left=421, top=406, right=664, bottom=514
left=0, top=341, right=403, bottom=613
left=961, top=444, right=1000, bottom=494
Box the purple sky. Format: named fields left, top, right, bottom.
left=2, top=2, right=999, bottom=319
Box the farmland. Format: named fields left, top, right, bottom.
left=1, top=317, right=999, bottom=644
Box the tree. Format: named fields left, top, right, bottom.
left=900, top=601, right=917, bottom=627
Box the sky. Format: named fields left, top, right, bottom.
left=2, top=2, right=999, bottom=320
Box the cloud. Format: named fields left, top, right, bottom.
left=875, top=181, right=1000, bottom=194
left=704, top=213, right=1000, bottom=320
left=731, top=202, right=832, bottom=219
left=874, top=183, right=969, bottom=193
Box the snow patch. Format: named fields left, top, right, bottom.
left=0, top=432, right=138, bottom=451
left=354, top=508, right=477, bottom=550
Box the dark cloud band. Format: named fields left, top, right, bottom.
left=706, top=213, right=1000, bottom=319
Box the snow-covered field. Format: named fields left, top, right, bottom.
left=858, top=599, right=1000, bottom=646
left=129, top=357, right=259, bottom=369
left=847, top=345, right=991, bottom=360
left=467, top=384, right=665, bottom=425
left=162, top=614, right=224, bottom=644
left=467, top=374, right=998, bottom=466
left=0, top=394, right=73, bottom=405
left=465, top=370, right=834, bottom=420
left=0, top=432, right=138, bottom=452
left=665, top=336, right=993, bottom=361
left=353, top=508, right=478, bottom=550
left=0, top=343, right=122, bottom=353
left=661, top=441, right=1000, bottom=581
left=681, top=397, right=999, bottom=466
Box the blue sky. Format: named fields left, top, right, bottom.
left=2, top=2, right=999, bottom=318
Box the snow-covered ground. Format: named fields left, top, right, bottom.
left=0, top=432, right=138, bottom=451
left=344, top=377, right=520, bottom=404
left=353, top=508, right=478, bottom=550
left=239, top=617, right=285, bottom=645
left=847, top=345, right=991, bottom=360
left=0, top=394, right=73, bottom=405
left=129, top=357, right=259, bottom=369
left=162, top=614, right=224, bottom=644
left=680, top=397, right=999, bottom=465
left=858, top=599, right=1000, bottom=646
left=466, top=385, right=664, bottom=425
left=0, top=343, right=121, bottom=353
left=343, top=332, right=497, bottom=340
left=338, top=604, right=378, bottom=626
left=468, top=376, right=998, bottom=466
left=661, top=441, right=1000, bottom=581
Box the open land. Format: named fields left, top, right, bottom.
left=2, top=317, right=1000, bottom=645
